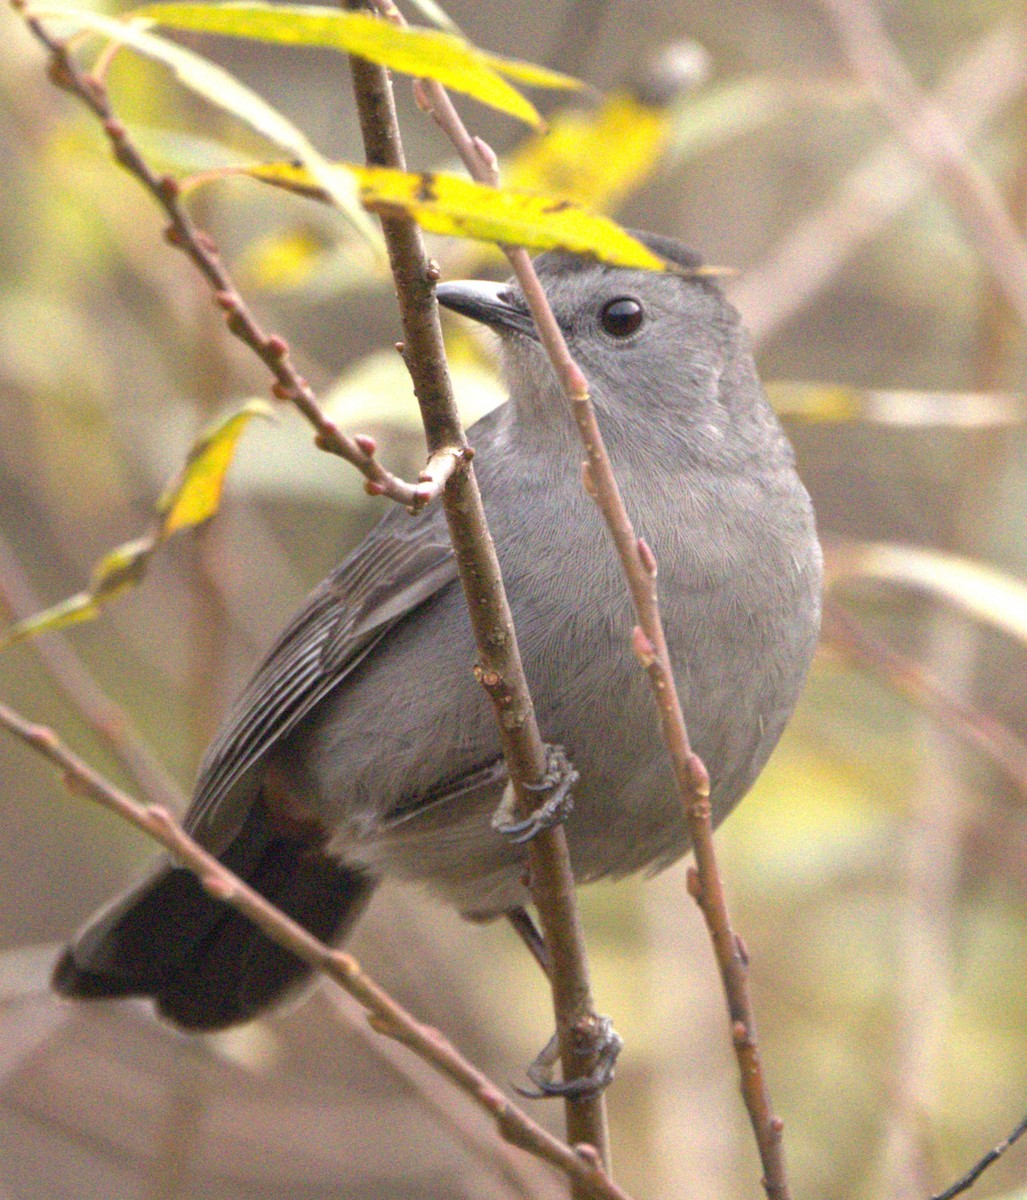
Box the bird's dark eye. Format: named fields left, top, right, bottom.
left=599, top=297, right=644, bottom=338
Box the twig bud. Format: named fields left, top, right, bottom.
left=581, top=461, right=597, bottom=497
left=263, top=333, right=289, bottom=361
left=156, top=174, right=180, bottom=202
left=636, top=537, right=658, bottom=577
left=631, top=625, right=657, bottom=668
left=354, top=433, right=378, bottom=456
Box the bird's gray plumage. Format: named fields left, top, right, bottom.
left=54, top=233, right=822, bottom=1028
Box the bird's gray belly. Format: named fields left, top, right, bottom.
left=270, top=549, right=806, bottom=917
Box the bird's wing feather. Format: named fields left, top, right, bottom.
left=185, top=506, right=458, bottom=843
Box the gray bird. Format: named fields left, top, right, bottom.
left=54, top=234, right=822, bottom=1032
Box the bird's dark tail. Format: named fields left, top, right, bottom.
left=52, top=798, right=375, bottom=1031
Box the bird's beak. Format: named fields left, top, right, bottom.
left=436, top=280, right=537, bottom=339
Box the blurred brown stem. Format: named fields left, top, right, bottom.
left=822, top=598, right=1027, bottom=797
left=819, top=0, right=1027, bottom=327
left=0, top=697, right=635, bottom=1200
left=733, top=19, right=1027, bottom=347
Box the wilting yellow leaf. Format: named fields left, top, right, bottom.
left=0, top=537, right=154, bottom=649
left=134, top=3, right=581, bottom=127
left=26, top=4, right=381, bottom=247
left=158, top=400, right=273, bottom=536
left=248, top=161, right=668, bottom=269
left=769, top=382, right=1025, bottom=427
left=504, top=92, right=670, bottom=213
left=0, top=403, right=269, bottom=650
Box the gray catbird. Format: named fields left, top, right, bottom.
left=54, top=233, right=822, bottom=1031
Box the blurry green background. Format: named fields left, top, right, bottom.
left=1, top=1, right=1027, bottom=1199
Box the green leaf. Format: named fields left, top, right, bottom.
left=249, top=161, right=669, bottom=269
left=133, top=3, right=581, bottom=126
left=157, top=399, right=273, bottom=535
left=27, top=4, right=382, bottom=248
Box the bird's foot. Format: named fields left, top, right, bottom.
left=492, top=744, right=578, bottom=845
left=516, top=1014, right=623, bottom=1100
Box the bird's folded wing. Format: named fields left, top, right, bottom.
left=185, top=506, right=458, bottom=844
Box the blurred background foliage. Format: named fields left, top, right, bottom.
left=1, top=1, right=1027, bottom=1199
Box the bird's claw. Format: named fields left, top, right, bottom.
left=492, top=744, right=578, bottom=845
left=515, top=1015, right=623, bottom=1101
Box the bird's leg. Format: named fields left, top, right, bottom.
left=516, top=1014, right=624, bottom=1101
left=492, top=744, right=578, bottom=844
left=506, top=906, right=550, bottom=976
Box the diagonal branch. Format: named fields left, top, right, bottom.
left=0, top=697, right=635, bottom=1200
left=15, top=4, right=455, bottom=512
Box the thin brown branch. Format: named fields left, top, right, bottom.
left=342, top=3, right=613, bottom=1176
left=415, top=76, right=790, bottom=1200
left=931, top=1111, right=1027, bottom=1200
left=0, top=526, right=186, bottom=812
left=822, top=598, right=1027, bottom=797
left=16, top=7, right=432, bottom=511
left=0, top=697, right=634, bottom=1200
left=818, top=0, right=1027, bottom=328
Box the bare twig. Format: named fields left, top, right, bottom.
left=15, top=6, right=443, bottom=512
left=0, top=527, right=186, bottom=812
left=818, top=0, right=1027, bottom=328
left=0, top=698, right=635, bottom=1200
left=732, top=19, right=1027, bottom=346
left=415, top=71, right=790, bottom=1200
left=342, top=3, right=613, bottom=1176
left=931, top=1111, right=1027, bottom=1200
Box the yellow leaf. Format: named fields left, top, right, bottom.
left=504, top=92, right=671, bottom=213
left=133, top=3, right=581, bottom=127
left=247, top=161, right=668, bottom=269
left=0, top=536, right=155, bottom=651
left=0, top=593, right=100, bottom=649
left=355, top=165, right=668, bottom=269
left=768, top=382, right=1024, bottom=428
left=158, top=399, right=273, bottom=536
left=27, top=4, right=382, bottom=249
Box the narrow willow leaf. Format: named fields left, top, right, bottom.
left=157, top=399, right=273, bottom=535
left=0, top=403, right=267, bottom=650
left=833, top=541, right=1027, bottom=646
left=504, top=91, right=671, bottom=213
left=0, top=593, right=100, bottom=648
left=134, top=3, right=581, bottom=126
left=87, top=537, right=157, bottom=600
left=768, top=382, right=1025, bottom=427
left=248, top=161, right=668, bottom=269
left=0, top=536, right=154, bottom=650
left=27, top=5, right=381, bottom=247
